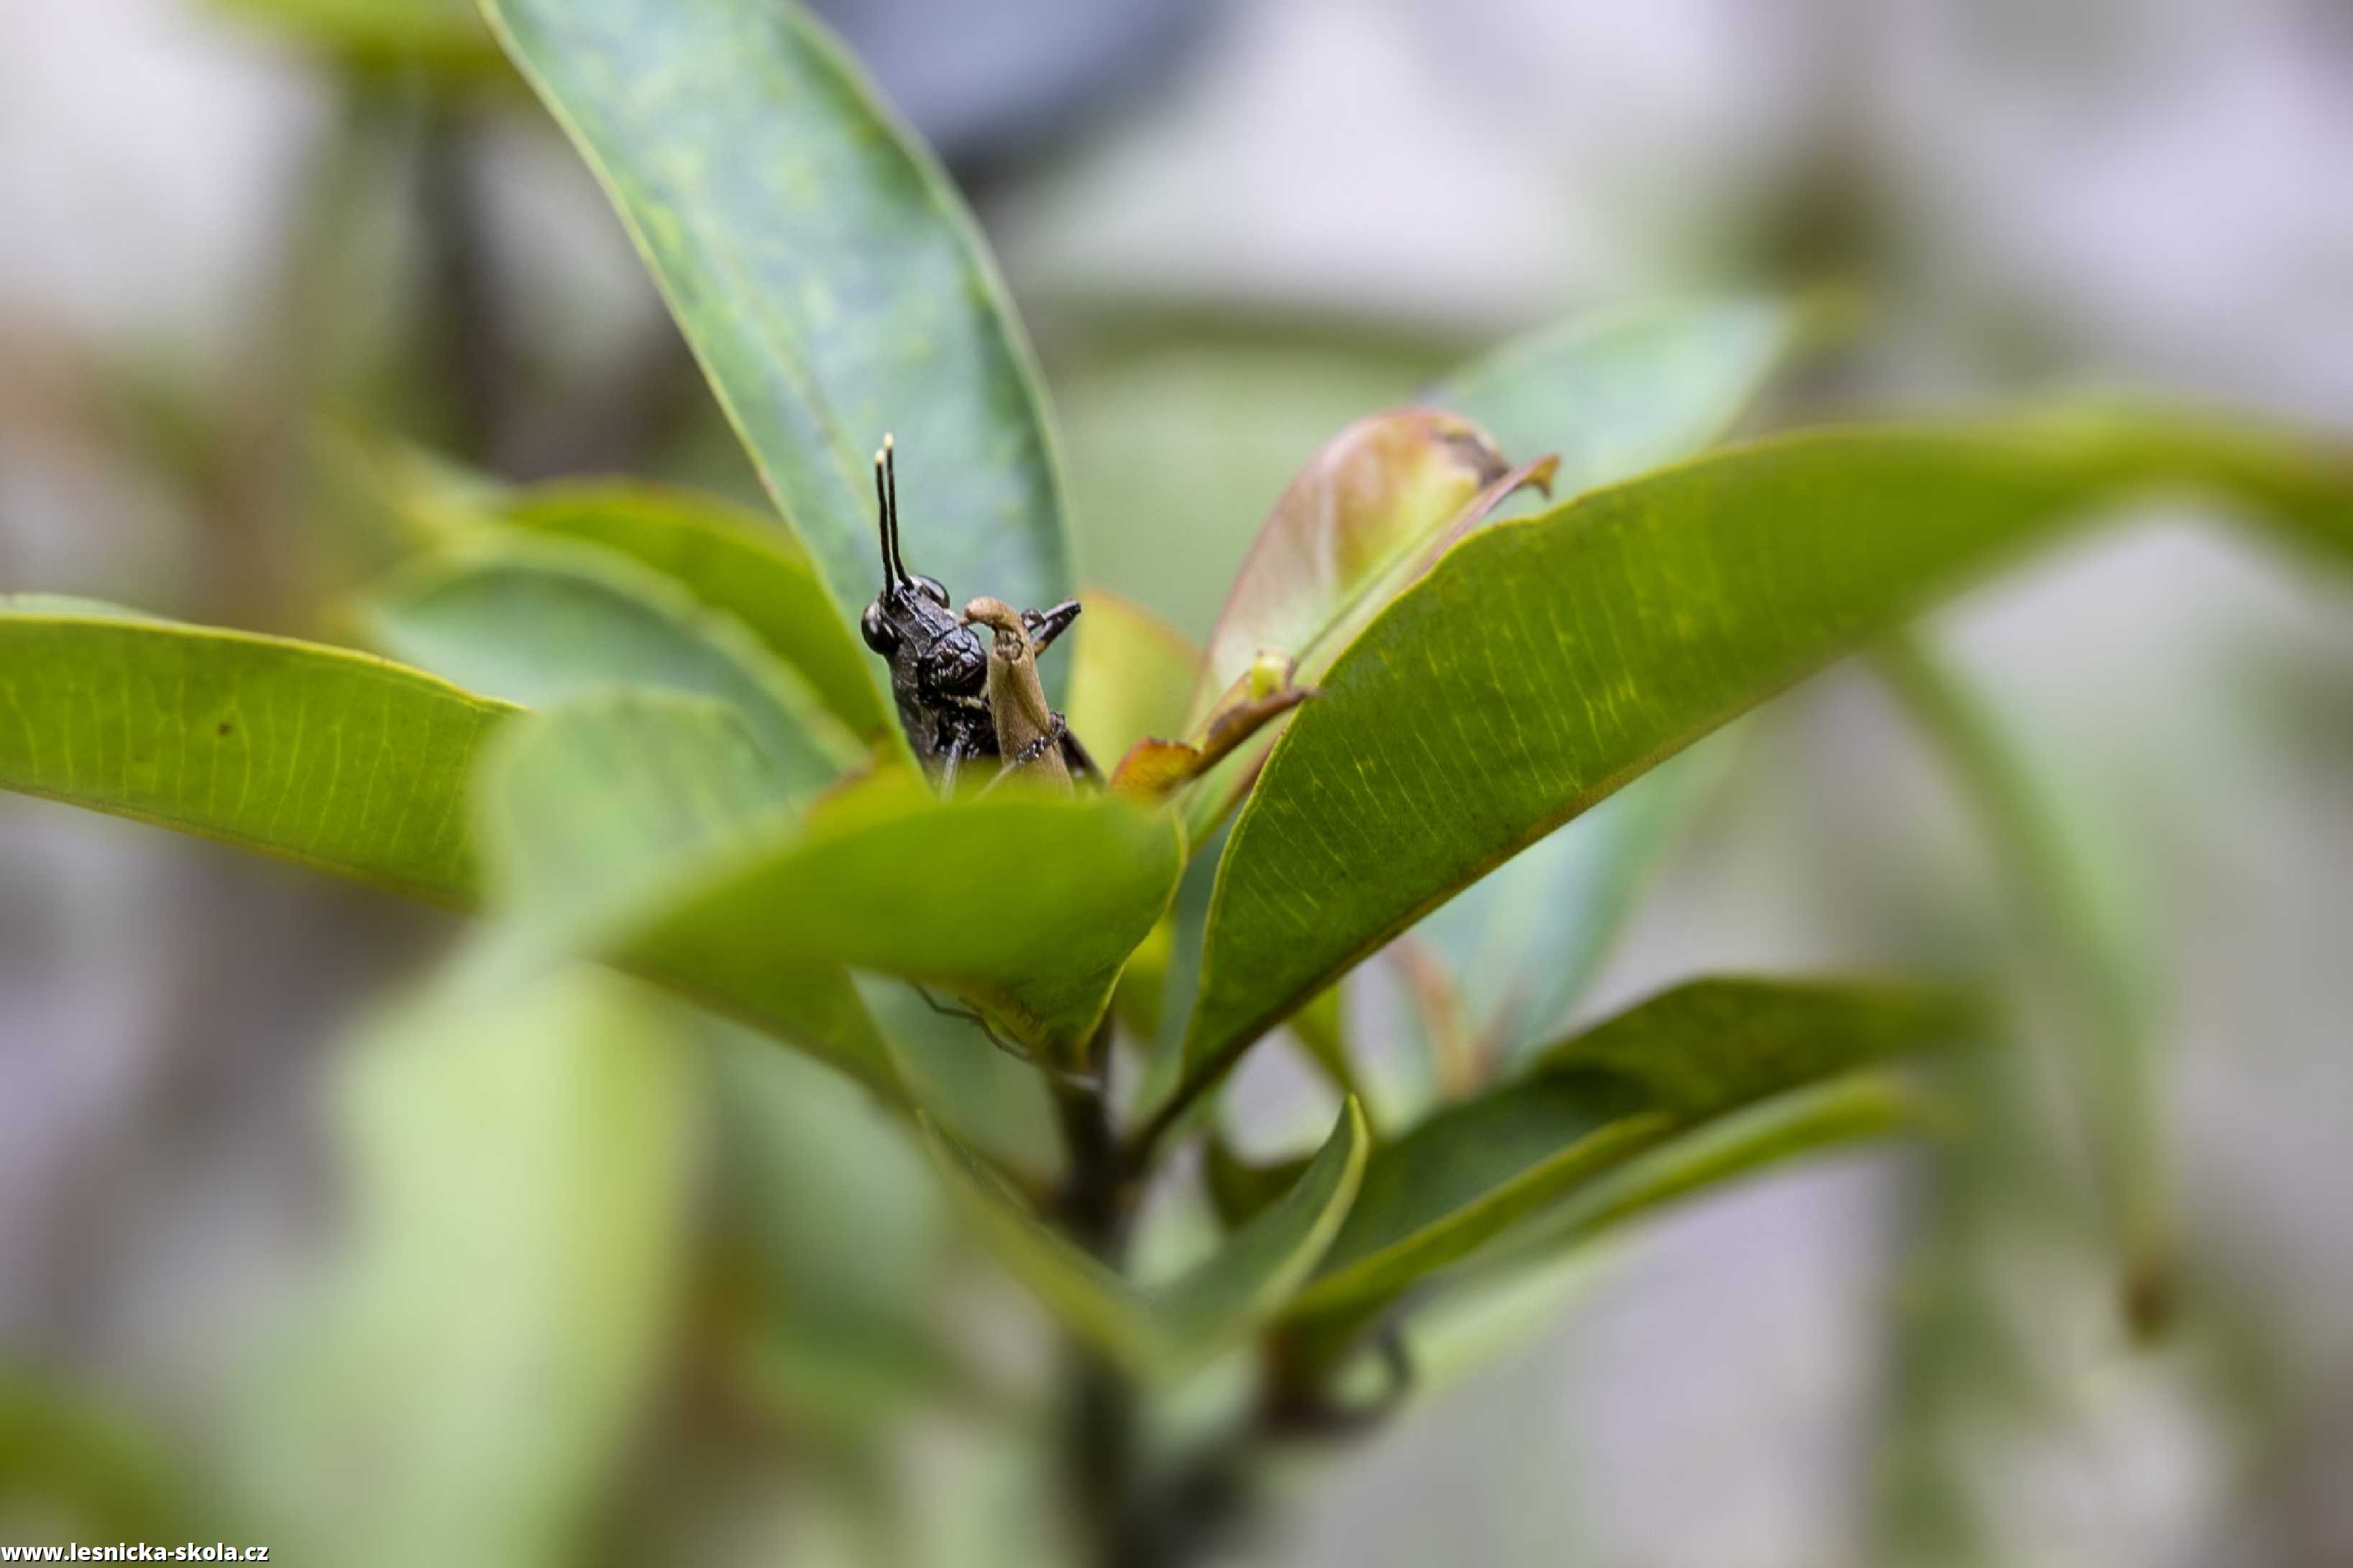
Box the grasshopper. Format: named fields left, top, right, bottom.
left=858, top=436, right=1096, bottom=791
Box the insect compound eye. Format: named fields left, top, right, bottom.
left=861, top=601, right=900, bottom=654
left=912, top=574, right=950, bottom=608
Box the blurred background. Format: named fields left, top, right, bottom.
left=3, top=1, right=2351, bottom=1564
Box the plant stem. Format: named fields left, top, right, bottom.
left=1049, top=1027, right=1149, bottom=1568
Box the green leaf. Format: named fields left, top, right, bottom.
left=1064, top=591, right=1201, bottom=768
left=1285, top=978, right=1976, bottom=1320
left=1875, top=632, right=2173, bottom=1326
left=1176, top=299, right=1804, bottom=849
left=1526, top=976, right=1975, bottom=1115
left=209, top=0, right=500, bottom=73
left=477, top=692, right=798, bottom=937
left=469, top=694, right=890, bottom=1086
left=0, top=609, right=510, bottom=904
left=1411, top=732, right=1736, bottom=1063
left=235, top=970, right=695, bottom=1567
left=1434, top=294, right=1808, bottom=500
left=363, top=535, right=861, bottom=792
left=1481, top=1071, right=1930, bottom=1274
left=630, top=776, right=1183, bottom=1063
left=707, top=1023, right=973, bottom=1425
left=495, top=481, right=894, bottom=744
left=921, top=1100, right=1368, bottom=1377
left=1372, top=298, right=1807, bottom=1058
left=480, top=0, right=1073, bottom=679
left=1182, top=409, right=2353, bottom=1095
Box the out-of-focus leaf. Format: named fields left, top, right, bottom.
left=1876, top=633, right=2172, bottom=1330
left=481, top=0, right=1074, bottom=682
left=1285, top=984, right=1360, bottom=1104
left=209, top=0, right=500, bottom=73
left=477, top=692, right=795, bottom=937
left=1133, top=820, right=1229, bottom=1118
left=1283, top=978, right=1976, bottom=1320
left=0, top=1374, right=211, bottom=1542
left=493, top=482, right=894, bottom=744
left=708, top=1024, right=968, bottom=1424
left=1483, top=1071, right=1930, bottom=1273
left=630, top=776, right=1181, bottom=1063
left=236, top=971, right=695, bottom=1568
left=1433, top=295, right=1808, bottom=503
left=859, top=976, right=1063, bottom=1181
left=922, top=1101, right=1367, bottom=1377
left=363, top=536, right=861, bottom=790
left=471, top=694, right=889, bottom=1086
left=1180, top=411, right=2353, bottom=1102
left=1063, top=591, right=1201, bottom=767
left=1204, top=1138, right=1311, bottom=1229
left=0, top=608, right=510, bottom=904
left=0, top=594, right=162, bottom=621
left=1526, top=977, right=1974, bottom=1114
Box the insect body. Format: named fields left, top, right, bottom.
left=859, top=437, right=1093, bottom=791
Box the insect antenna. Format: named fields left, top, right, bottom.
left=873, top=438, right=908, bottom=588
left=884, top=432, right=905, bottom=583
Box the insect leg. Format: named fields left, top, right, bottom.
left=1022, top=599, right=1082, bottom=657
left=1058, top=724, right=1101, bottom=787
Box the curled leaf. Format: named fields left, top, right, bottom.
left=1109, top=672, right=1317, bottom=804
left=1197, top=408, right=1533, bottom=712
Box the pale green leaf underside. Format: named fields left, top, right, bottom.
left=495, top=481, right=894, bottom=743
left=480, top=0, right=1074, bottom=689
left=363, top=536, right=860, bottom=794
left=474, top=694, right=890, bottom=1092
left=1188, top=409, right=2353, bottom=1095
left=0, top=610, right=511, bottom=904
left=924, top=1100, right=1367, bottom=1377
left=629, top=779, right=1183, bottom=1062
left=1434, top=294, right=1806, bottom=502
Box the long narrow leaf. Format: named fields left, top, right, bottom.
left=1181, top=410, right=2352, bottom=1100
left=0, top=609, right=510, bottom=904
left=480, top=0, right=1073, bottom=677
left=1283, top=978, right=1976, bottom=1321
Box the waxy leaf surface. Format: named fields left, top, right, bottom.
left=1186, top=412, right=2353, bottom=1094
left=482, top=0, right=1074, bottom=685
left=0, top=608, right=510, bottom=904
